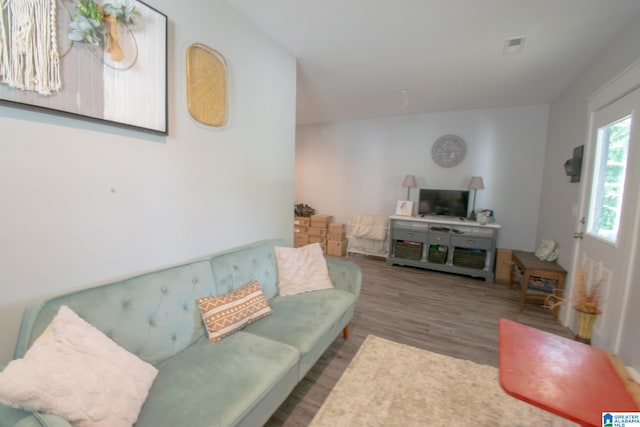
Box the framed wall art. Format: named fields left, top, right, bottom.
left=0, top=0, right=168, bottom=135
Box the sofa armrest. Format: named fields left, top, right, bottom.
left=326, top=258, right=362, bottom=297
left=0, top=404, right=72, bottom=427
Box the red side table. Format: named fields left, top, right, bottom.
left=498, top=318, right=639, bottom=426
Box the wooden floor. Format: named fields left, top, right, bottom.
left=265, top=254, right=572, bottom=426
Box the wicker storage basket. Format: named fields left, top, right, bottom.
left=452, top=248, right=486, bottom=269
left=393, top=241, right=423, bottom=260
left=428, top=245, right=448, bottom=264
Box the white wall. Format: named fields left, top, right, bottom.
left=540, top=12, right=640, bottom=268
left=539, top=11, right=640, bottom=356
left=296, top=105, right=549, bottom=250
left=0, top=0, right=297, bottom=364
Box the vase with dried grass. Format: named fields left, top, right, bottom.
left=546, top=266, right=602, bottom=344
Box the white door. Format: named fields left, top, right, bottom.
left=572, top=85, right=640, bottom=365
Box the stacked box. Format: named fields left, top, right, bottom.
left=310, top=214, right=333, bottom=228
left=294, top=217, right=310, bottom=226
left=294, top=225, right=309, bottom=234
left=308, top=227, right=328, bottom=237
left=327, top=238, right=348, bottom=257
left=328, top=223, right=345, bottom=233
left=294, top=215, right=337, bottom=253
left=495, top=248, right=512, bottom=284
left=327, top=232, right=345, bottom=241
left=294, top=232, right=309, bottom=247
left=327, top=222, right=347, bottom=257
left=293, top=217, right=311, bottom=248
left=309, top=214, right=333, bottom=253
left=308, top=235, right=325, bottom=243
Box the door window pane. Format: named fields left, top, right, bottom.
left=587, top=116, right=631, bottom=243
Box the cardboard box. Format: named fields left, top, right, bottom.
left=294, top=217, right=311, bottom=226
left=293, top=226, right=309, bottom=234
left=309, top=235, right=326, bottom=244
left=308, top=226, right=328, bottom=237
left=310, top=214, right=333, bottom=228
left=327, top=239, right=348, bottom=257
left=328, top=231, right=346, bottom=241
left=328, top=223, right=345, bottom=232
left=294, top=233, right=309, bottom=245
left=496, top=248, right=512, bottom=284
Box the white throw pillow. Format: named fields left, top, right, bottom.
left=0, top=305, right=158, bottom=427
left=275, top=243, right=334, bottom=296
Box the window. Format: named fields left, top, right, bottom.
left=587, top=116, right=631, bottom=243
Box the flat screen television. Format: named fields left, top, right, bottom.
left=418, top=189, right=470, bottom=218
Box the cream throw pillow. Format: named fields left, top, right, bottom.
left=275, top=243, right=334, bottom=296
left=196, top=281, right=273, bottom=343
left=0, top=305, right=158, bottom=427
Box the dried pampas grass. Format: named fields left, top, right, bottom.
left=546, top=266, right=602, bottom=314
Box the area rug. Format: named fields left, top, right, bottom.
left=309, top=335, right=577, bottom=426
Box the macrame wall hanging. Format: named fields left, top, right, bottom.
left=0, top=0, right=61, bottom=95
left=0, top=0, right=10, bottom=82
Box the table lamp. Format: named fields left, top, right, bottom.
left=468, top=176, right=484, bottom=220
left=401, top=175, right=417, bottom=200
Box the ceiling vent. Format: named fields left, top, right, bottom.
left=503, top=36, right=526, bottom=55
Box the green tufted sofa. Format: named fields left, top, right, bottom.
left=0, top=239, right=362, bottom=427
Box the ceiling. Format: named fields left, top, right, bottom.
left=224, top=0, right=640, bottom=125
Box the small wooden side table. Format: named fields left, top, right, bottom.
left=511, top=250, right=567, bottom=319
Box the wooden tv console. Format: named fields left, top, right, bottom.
left=387, top=215, right=501, bottom=283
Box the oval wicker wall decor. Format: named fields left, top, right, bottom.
left=186, top=43, right=229, bottom=127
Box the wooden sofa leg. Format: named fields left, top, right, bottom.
left=343, top=325, right=349, bottom=339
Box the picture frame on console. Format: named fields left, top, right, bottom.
left=396, top=201, right=413, bottom=216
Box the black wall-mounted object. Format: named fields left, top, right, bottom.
left=564, top=145, right=584, bottom=183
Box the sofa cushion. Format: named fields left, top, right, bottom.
left=274, top=243, right=333, bottom=296
left=209, top=239, right=283, bottom=300
left=243, top=289, right=356, bottom=379
left=16, top=260, right=217, bottom=365
left=196, top=281, right=272, bottom=343
left=135, top=332, right=299, bottom=427
left=0, top=306, right=158, bottom=427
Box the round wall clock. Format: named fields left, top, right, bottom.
left=432, top=134, right=467, bottom=167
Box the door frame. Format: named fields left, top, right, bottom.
left=566, top=57, right=640, bottom=354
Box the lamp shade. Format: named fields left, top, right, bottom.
left=468, top=176, right=484, bottom=190
left=402, top=175, right=417, bottom=188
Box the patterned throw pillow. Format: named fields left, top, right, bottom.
left=196, top=281, right=272, bottom=343
left=274, top=243, right=334, bottom=296
left=0, top=305, right=158, bottom=427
